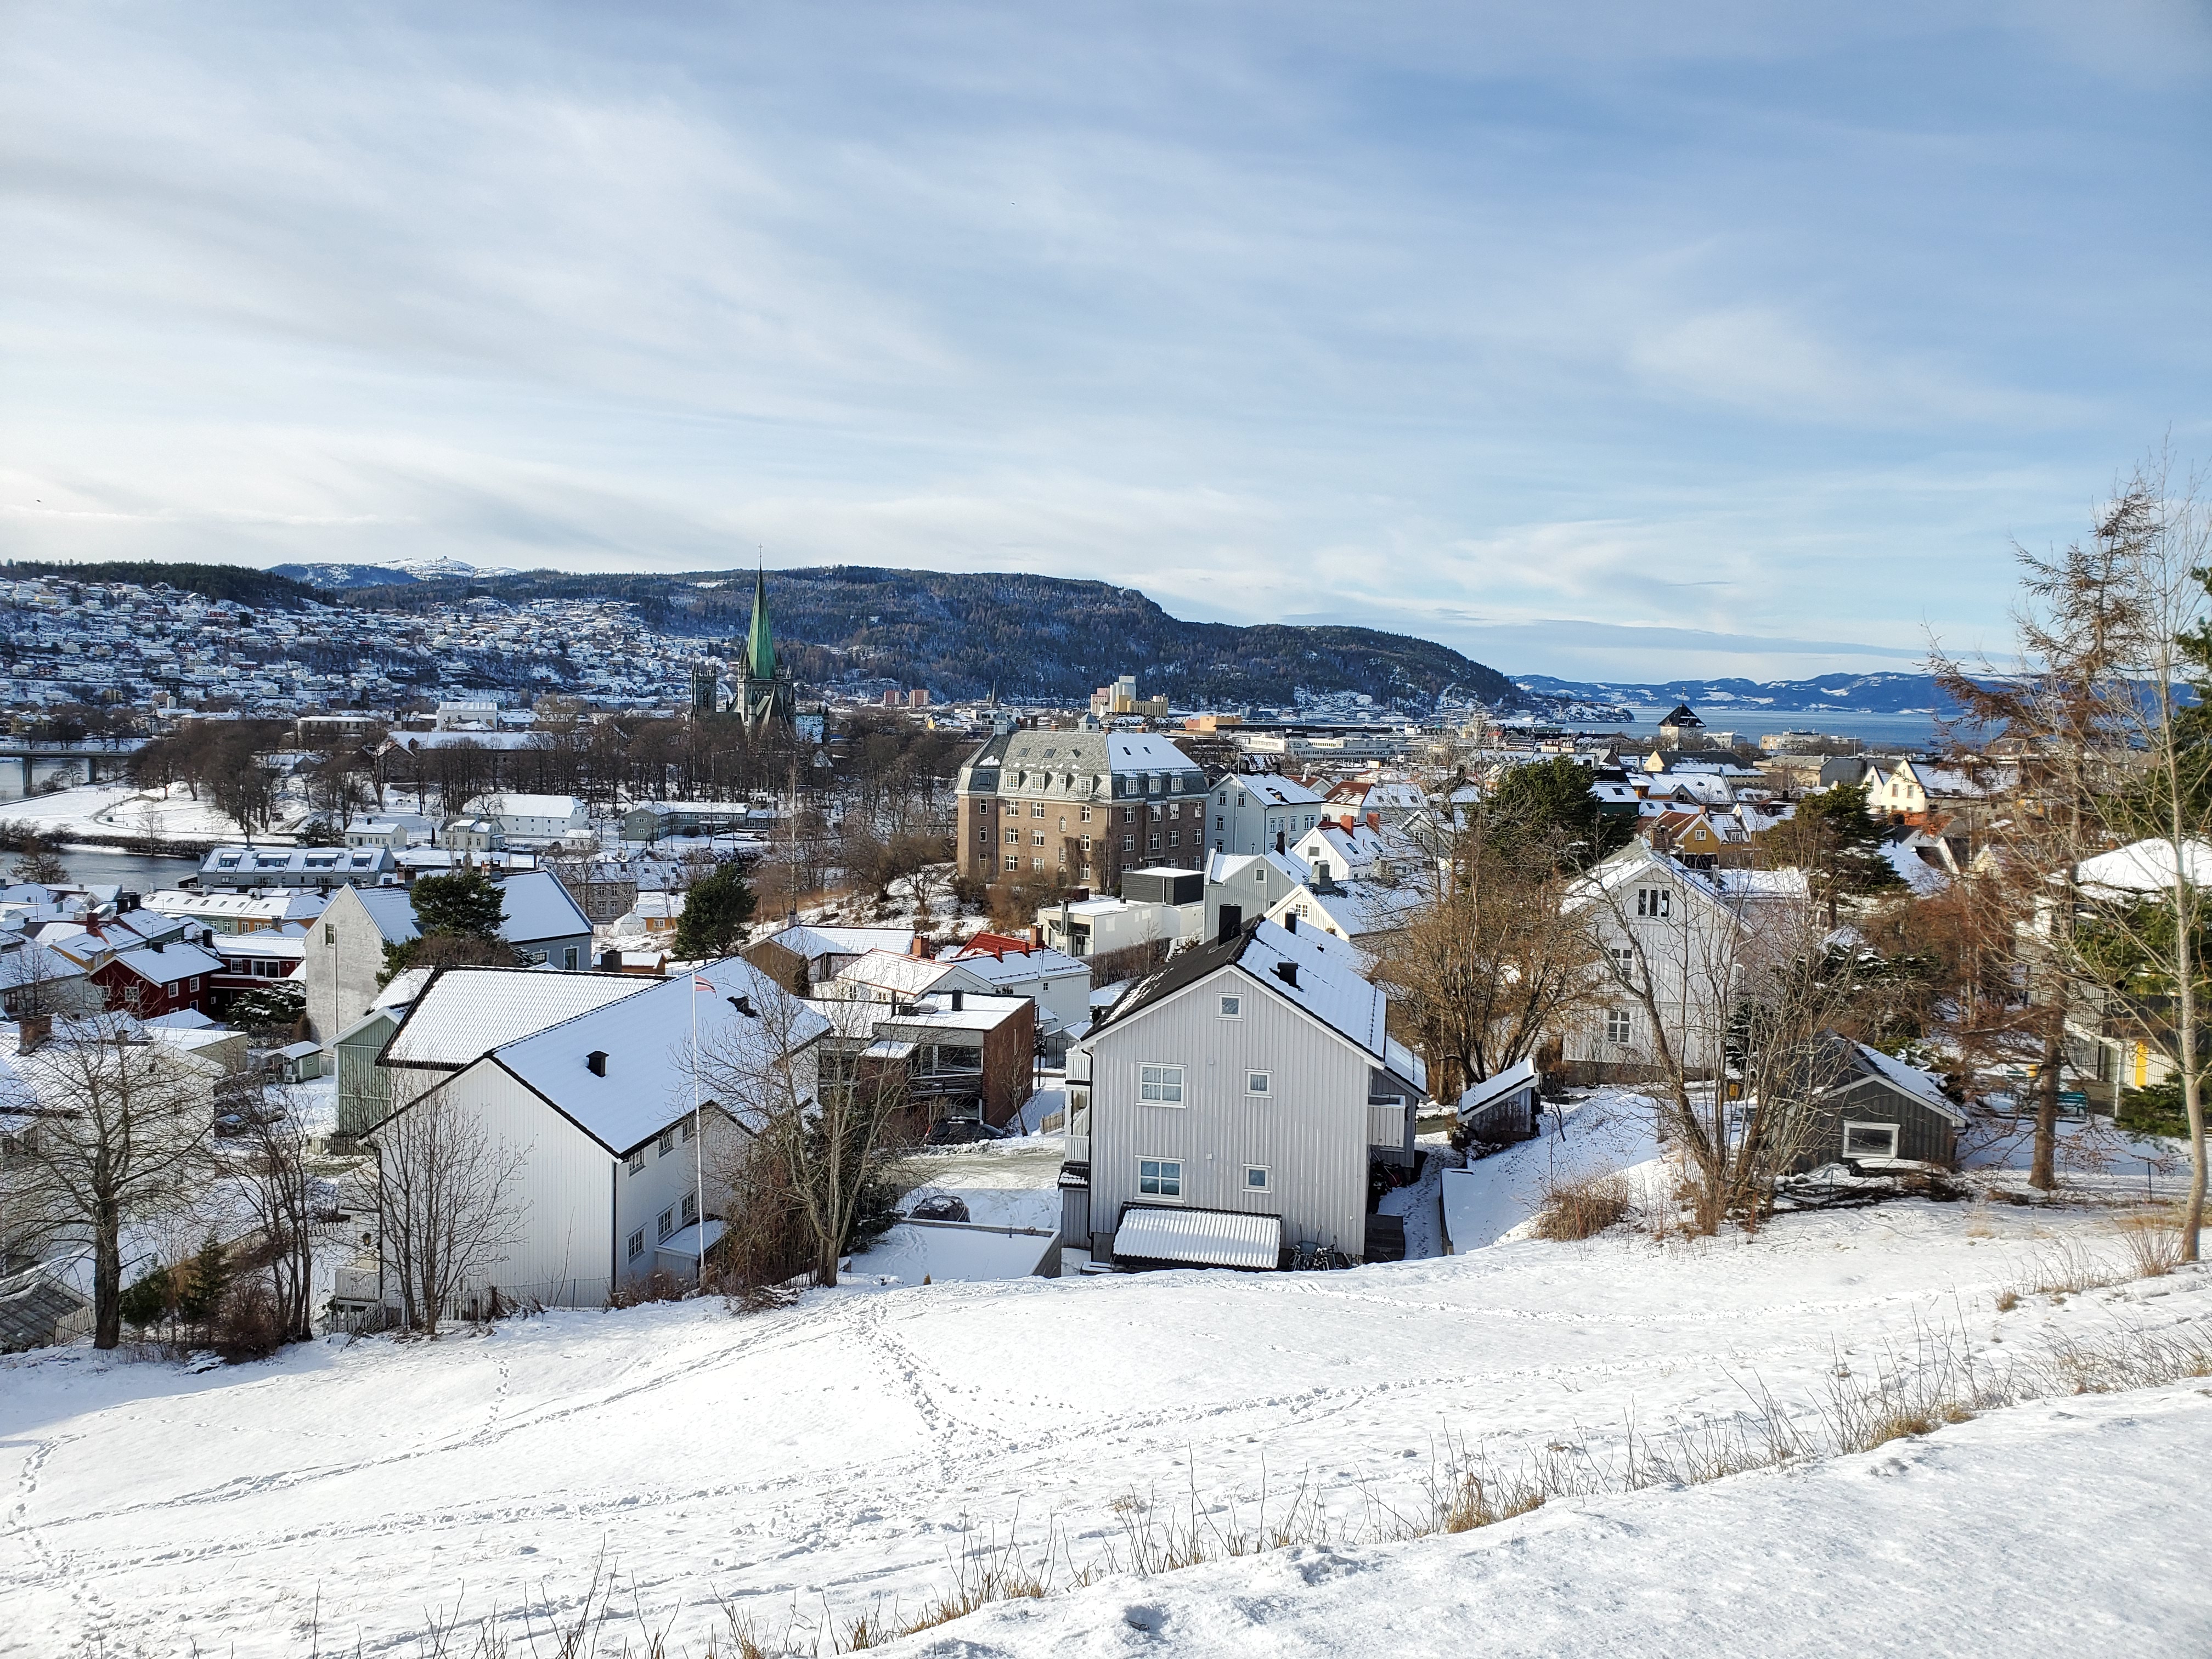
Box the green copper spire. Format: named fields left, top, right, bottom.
left=746, top=565, right=775, bottom=681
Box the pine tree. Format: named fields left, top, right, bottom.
left=1769, top=782, right=1901, bottom=927
left=409, top=867, right=506, bottom=940
left=673, top=863, right=758, bottom=961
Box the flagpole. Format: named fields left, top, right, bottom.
left=691, top=969, right=706, bottom=1283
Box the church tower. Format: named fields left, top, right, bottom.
left=735, top=565, right=795, bottom=730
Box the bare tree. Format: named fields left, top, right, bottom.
left=1372, top=822, right=1601, bottom=1102
left=370, top=1085, right=527, bottom=1335
left=229, top=1087, right=335, bottom=1343
left=0, top=1018, right=216, bottom=1347
left=1933, top=452, right=2211, bottom=1248
left=696, top=991, right=909, bottom=1289
left=1577, top=851, right=1869, bottom=1231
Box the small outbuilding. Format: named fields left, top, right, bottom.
left=1455, top=1058, right=1541, bottom=1143
left=1792, top=1035, right=1965, bottom=1171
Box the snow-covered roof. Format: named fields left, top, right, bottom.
left=764, top=924, right=918, bottom=961
left=372, top=967, right=432, bottom=1010
left=1112, top=1205, right=1280, bottom=1271
left=2075, top=838, right=2212, bottom=896
left=107, top=943, right=224, bottom=983
left=489, top=957, right=832, bottom=1155
left=878, top=992, right=1031, bottom=1033
left=352, top=886, right=423, bottom=944
left=489, top=871, right=591, bottom=943
left=473, top=793, right=586, bottom=820
left=1457, top=1058, right=1539, bottom=1118
left=944, top=947, right=1087, bottom=988
left=1097, top=918, right=1423, bottom=1094
left=1205, top=849, right=1311, bottom=887
left=1839, top=1042, right=1967, bottom=1127
left=382, top=967, right=650, bottom=1069
left=833, top=949, right=949, bottom=998
left=1227, top=773, right=1325, bottom=806
left=1105, top=733, right=1203, bottom=772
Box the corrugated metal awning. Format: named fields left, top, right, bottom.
left=1113, top=1206, right=1280, bottom=1271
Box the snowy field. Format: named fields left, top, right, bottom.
left=5, top=1194, right=2209, bottom=1656
left=1, top=782, right=263, bottom=847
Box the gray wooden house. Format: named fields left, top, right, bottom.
left=1792, top=1035, right=1965, bottom=1170
left=1064, top=916, right=1426, bottom=1271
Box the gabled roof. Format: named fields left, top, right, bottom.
left=345, top=871, right=589, bottom=947
left=488, top=957, right=833, bottom=1156
left=382, top=967, right=651, bottom=1069
left=105, top=944, right=225, bottom=983
left=1224, top=772, right=1325, bottom=807
left=1204, top=849, right=1311, bottom=887
left=1093, top=918, right=1424, bottom=1095
left=1821, top=1037, right=1966, bottom=1127
left=1457, top=1057, right=1538, bottom=1118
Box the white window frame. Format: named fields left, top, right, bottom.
left=658, top=1129, right=675, bottom=1156
left=1138, top=1156, right=1183, bottom=1198
left=1244, top=1164, right=1271, bottom=1192
left=1217, top=993, right=1242, bottom=1019
left=1605, top=1007, right=1633, bottom=1046
left=627, top=1228, right=645, bottom=1260
left=657, top=1207, right=675, bottom=1242
left=1246, top=1070, right=1271, bottom=1096
left=627, top=1150, right=645, bottom=1175
left=1636, top=886, right=1672, bottom=919
left=1138, top=1063, right=1186, bottom=1105
left=1842, top=1121, right=1900, bottom=1159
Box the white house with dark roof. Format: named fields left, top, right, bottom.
left=338, top=957, right=831, bottom=1317
left=1066, top=917, right=1426, bottom=1272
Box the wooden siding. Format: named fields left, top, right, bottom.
left=1082, top=964, right=1372, bottom=1262
left=432, top=1061, right=619, bottom=1308
left=1799, top=1077, right=1960, bottom=1170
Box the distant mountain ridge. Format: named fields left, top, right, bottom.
left=315, top=564, right=1526, bottom=711
left=1516, top=671, right=1965, bottom=716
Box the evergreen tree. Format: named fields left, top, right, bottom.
left=1780, top=782, right=1901, bottom=926
left=673, top=862, right=758, bottom=961
left=382, top=866, right=514, bottom=981
left=176, top=1234, right=230, bottom=1325
left=1485, top=754, right=1635, bottom=870
left=409, top=867, right=506, bottom=939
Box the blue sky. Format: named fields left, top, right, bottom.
left=3, top=3, right=2207, bottom=680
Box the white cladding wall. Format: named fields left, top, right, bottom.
left=613, top=1104, right=742, bottom=1278
left=1564, top=877, right=1745, bottom=1074
left=434, top=1060, right=617, bottom=1307
left=1084, top=965, right=1370, bottom=1261
left=300, top=886, right=392, bottom=1045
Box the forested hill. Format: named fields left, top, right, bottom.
left=303, top=563, right=1525, bottom=710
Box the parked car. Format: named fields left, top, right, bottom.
left=909, top=1193, right=970, bottom=1223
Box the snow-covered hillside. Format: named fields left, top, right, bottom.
left=3, top=1202, right=2207, bottom=1657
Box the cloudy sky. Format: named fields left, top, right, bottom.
left=3, top=4, right=2207, bottom=680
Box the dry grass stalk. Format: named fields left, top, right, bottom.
left=2113, top=1210, right=2185, bottom=1279
left=1532, top=1167, right=1633, bottom=1242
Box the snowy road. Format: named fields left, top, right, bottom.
left=3, top=1200, right=2207, bottom=1656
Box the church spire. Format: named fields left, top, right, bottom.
left=746, top=563, right=775, bottom=682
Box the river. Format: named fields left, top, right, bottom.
left=43, top=847, right=203, bottom=894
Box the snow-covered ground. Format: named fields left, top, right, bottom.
left=1, top=781, right=264, bottom=847
left=4, top=1195, right=2207, bottom=1656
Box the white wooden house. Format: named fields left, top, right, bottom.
left=338, top=958, right=830, bottom=1318
left=1065, top=917, right=1425, bottom=1272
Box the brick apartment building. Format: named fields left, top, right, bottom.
left=956, top=727, right=1211, bottom=896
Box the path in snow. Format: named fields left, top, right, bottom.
left=1, top=1200, right=2204, bottom=1656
